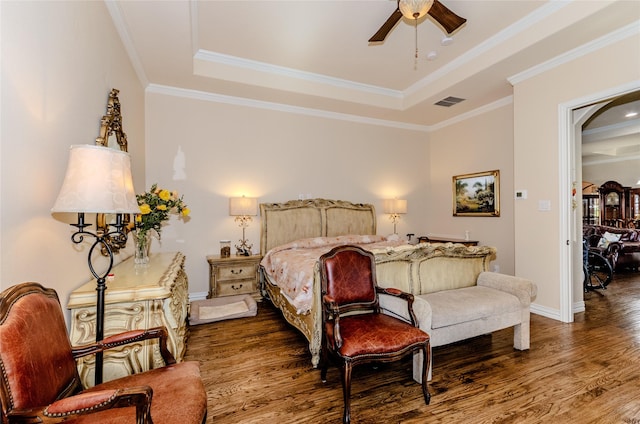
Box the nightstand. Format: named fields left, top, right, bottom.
left=206, top=254, right=262, bottom=300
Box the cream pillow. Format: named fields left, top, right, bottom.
left=598, top=231, right=621, bottom=248
left=603, top=231, right=621, bottom=242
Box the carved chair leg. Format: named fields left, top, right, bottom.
left=421, top=344, right=431, bottom=405
left=340, top=363, right=353, bottom=424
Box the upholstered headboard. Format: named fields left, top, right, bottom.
left=259, top=199, right=377, bottom=255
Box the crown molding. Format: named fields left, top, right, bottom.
left=508, top=20, right=640, bottom=85
left=190, top=1, right=569, bottom=108
left=104, top=0, right=149, bottom=87
left=582, top=118, right=640, bottom=143
left=582, top=154, right=640, bottom=166
left=430, top=96, right=514, bottom=131
left=147, top=83, right=519, bottom=134
left=146, top=84, right=430, bottom=132
left=194, top=50, right=403, bottom=101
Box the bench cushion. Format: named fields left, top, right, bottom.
left=422, top=286, right=521, bottom=329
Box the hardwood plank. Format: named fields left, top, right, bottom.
left=185, top=271, right=640, bottom=423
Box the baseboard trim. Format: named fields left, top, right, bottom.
left=531, top=301, right=585, bottom=322
left=531, top=302, right=560, bottom=320
left=189, top=291, right=208, bottom=302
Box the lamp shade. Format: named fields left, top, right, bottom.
left=51, top=144, right=139, bottom=214
left=399, top=0, right=434, bottom=19
left=383, top=199, right=408, bottom=214
left=229, top=196, right=257, bottom=216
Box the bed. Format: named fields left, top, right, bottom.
left=258, top=198, right=498, bottom=369
left=259, top=199, right=389, bottom=366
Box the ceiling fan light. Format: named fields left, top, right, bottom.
left=399, top=0, right=434, bottom=20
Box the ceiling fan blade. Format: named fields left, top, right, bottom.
left=368, top=8, right=403, bottom=42
left=428, top=0, right=467, bottom=34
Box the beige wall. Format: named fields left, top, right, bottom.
left=144, top=91, right=430, bottom=296
left=0, top=1, right=145, bottom=322
left=513, top=33, right=640, bottom=314
left=428, top=102, right=515, bottom=275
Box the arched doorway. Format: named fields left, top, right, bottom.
left=560, top=85, right=640, bottom=322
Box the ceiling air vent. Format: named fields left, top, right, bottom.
left=435, top=96, right=465, bottom=107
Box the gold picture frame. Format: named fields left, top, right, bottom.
left=453, top=170, right=500, bottom=217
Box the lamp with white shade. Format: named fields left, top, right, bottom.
left=383, top=199, right=408, bottom=234
left=51, top=144, right=139, bottom=385
left=229, top=196, right=258, bottom=255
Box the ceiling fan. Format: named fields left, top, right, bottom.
left=369, top=0, right=467, bottom=43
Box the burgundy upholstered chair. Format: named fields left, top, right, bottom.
left=0, top=282, right=207, bottom=424
left=319, top=245, right=430, bottom=424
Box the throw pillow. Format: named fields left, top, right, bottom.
left=598, top=231, right=621, bottom=248
left=603, top=231, right=621, bottom=242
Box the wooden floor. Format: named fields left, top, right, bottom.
left=184, top=272, right=640, bottom=424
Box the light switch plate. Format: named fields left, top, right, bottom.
left=515, top=189, right=527, bottom=199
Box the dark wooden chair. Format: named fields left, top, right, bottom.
left=0, top=282, right=207, bottom=424
left=319, top=245, right=431, bottom=424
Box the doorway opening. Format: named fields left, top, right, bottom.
left=560, top=84, right=640, bottom=323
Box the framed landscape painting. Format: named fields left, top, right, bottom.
left=453, top=170, right=500, bottom=217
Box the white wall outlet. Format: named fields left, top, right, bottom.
left=515, top=189, right=527, bottom=199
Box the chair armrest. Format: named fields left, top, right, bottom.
left=322, top=294, right=338, bottom=315
left=477, top=271, right=537, bottom=306
left=322, top=294, right=342, bottom=348
left=72, top=327, right=175, bottom=365
left=376, top=286, right=413, bottom=303
left=380, top=293, right=432, bottom=332
left=8, top=387, right=153, bottom=423
left=376, top=286, right=418, bottom=326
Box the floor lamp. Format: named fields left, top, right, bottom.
left=52, top=144, right=139, bottom=385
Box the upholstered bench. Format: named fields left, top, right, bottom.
left=372, top=243, right=537, bottom=382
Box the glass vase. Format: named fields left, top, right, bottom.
left=133, top=231, right=151, bottom=265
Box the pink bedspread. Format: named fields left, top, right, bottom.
left=261, top=235, right=404, bottom=314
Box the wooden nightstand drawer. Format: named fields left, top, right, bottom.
left=216, top=279, right=257, bottom=296
left=206, top=254, right=262, bottom=299
left=217, top=263, right=256, bottom=281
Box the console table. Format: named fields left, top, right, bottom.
left=68, top=252, right=189, bottom=387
